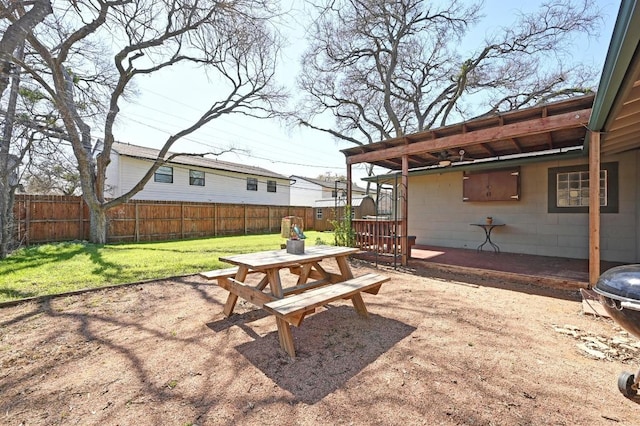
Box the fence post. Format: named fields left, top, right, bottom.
left=244, top=204, right=248, bottom=235
left=25, top=198, right=30, bottom=246
left=214, top=204, right=217, bottom=236
left=78, top=197, right=83, bottom=240
left=135, top=202, right=140, bottom=242
left=181, top=202, right=185, bottom=239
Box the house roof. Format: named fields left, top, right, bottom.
left=586, top=0, right=640, bottom=156
left=111, top=142, right=289, bottom=180
left=314, top=196, right=372, bottom=208
left=290, top=175, right=367, bottom=193
left=340, top=94, right=593, bottom=171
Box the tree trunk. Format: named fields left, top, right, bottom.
left=89, top=206, right=108, bottom=244
left=0, top=180, right=11, bottom=258
left=0, top=42, right=24, bottom=259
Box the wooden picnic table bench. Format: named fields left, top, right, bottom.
left=206, top=245, right=390, bottom=357
left=263, top=272, right=389, bottom=326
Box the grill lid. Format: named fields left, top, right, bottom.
left=594, top=264, right=640, bottom=303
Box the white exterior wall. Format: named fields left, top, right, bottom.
left=290, top=178, right=368, bottom=207
left=106, top=156, right=290, bottom=205
left=290, top=180, right=322, bottom=206
left=105, top=152, right=120, bottom=195
left=407, top=152, right=638, bottom=263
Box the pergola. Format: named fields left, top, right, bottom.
left=341, top=0, right=640, bottom=285
left=341, top=95, right=593, bottom=268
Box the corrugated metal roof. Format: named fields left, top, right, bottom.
left=290, top=175, right=367, bottom=193
left=111, top=142, right=289, bottom=180
left=314, top=196, right=370, bottom=208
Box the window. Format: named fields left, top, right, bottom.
left=154, top=166, right=173, bottom=183
left=316, top=209, right=323, bottom=219
left=267, top=180, right=277, bottom=193
left=189, top=170, right=205, bottom=186
left=246, top=177, right=258, bottom=191
left=331, top=189, right=337, bottom=198
left=556, top=170, right=605, bottom=207
left=548, top=162, right=618, bottom=213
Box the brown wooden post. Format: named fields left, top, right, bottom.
left=134, top=202, right=139, bottom=242
left=78, top=197, right=83, bottom=240
left=401, top=155, right=409, bottom=266
left=589, top=131, right=601, bottom=287
left=25, top=198, right=30, bottom=246
left=214, top=204, right=217, bottom=236
left=346, top=164, right=352, bottom=204
left=181, top=202, right=185, bottom=240
left=244, top=204, right=248, bottom=235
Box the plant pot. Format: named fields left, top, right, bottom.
left=286, top=239, right=305, bottom=254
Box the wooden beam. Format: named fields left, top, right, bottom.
left=589, top=131, right=601, bottom=288
left=346, top=108, right=591, bottom=165
left=616, top=97, right=640, bottom=119
left=219, top=278, right=275, bottom=308
left=480, top=142, right=497, bottom=155
left=601, top=137, right=640, bottom=155
left=545, top=131, right=554, bottom=149
left=605, top=120, right=640, bottom=141
left=507, top=138, right=522, bottom=153
left=401, top=155, right=409, bottom=266
left=347, top=164, right=352, bottom=206
left=609, top=110, right=640, bottom=131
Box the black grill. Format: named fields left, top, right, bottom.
left=594, top=265, right=640, bottom=397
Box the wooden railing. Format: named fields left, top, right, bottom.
left=352, top=219, right=414, bottom=259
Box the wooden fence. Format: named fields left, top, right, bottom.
left=13, top=195, right=315, bottom=245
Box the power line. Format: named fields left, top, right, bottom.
left=125, top=86, right=348, bottom=165
left=119, top=112, right=351, bottom=171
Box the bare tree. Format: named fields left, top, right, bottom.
left=0, top=1, right=53, bottom=257
left=0, top=0, right=52, bottom=98
left=22, top=143, right=81, bottom=195
left=294, top=0, right=601, bottom=158
left=13, top=0, right=286, bottom=243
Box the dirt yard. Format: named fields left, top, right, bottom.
left=1, top=259, right=639, bottom=425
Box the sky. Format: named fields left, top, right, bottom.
left=114, top=0, right=621, bottom=185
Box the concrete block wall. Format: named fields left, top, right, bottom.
left=407, top=152, right=638, bottom=263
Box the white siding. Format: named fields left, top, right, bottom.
left=290, top=177, right=368, bottom=207
left=407, top=152, right=638, bottom=263
left=106, top=156, right=290, bottom=205
left=290, top=180, right=322, bottom=206
left=105, top=152, right=120, bottom=195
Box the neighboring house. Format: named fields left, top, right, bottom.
left=314, top=195, right=377, bottom=232
left=289, top=175, right=377, bottom=231
left=289, top=175, right=367, bottom=207
left=341, top=0, right=640, bottom=279
left=105, top=142, right=291, bottom=205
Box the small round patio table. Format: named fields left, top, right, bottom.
left=470, top=223, right=505, bottom=253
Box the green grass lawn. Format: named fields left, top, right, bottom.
left=0, top=231, right=334, bottom=303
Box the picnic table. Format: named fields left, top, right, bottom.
left=200, top=245, right=389, bottom=357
